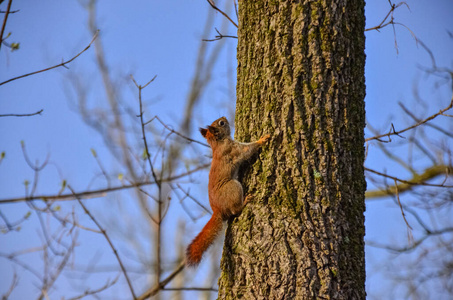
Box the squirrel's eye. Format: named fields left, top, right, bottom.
left=219, top=120, right=225, bottom=126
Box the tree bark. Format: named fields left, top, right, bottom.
left=218, top=1, right=366, bottom=299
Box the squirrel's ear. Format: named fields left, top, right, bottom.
left=200, top=128, right=208, bottom=138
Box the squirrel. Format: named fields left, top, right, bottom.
left=186, top=116, right=271, bottom=267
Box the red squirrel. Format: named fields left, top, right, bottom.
left=186, top=116, right=271, bottom=266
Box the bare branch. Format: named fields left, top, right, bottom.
left=0, top=0, right=13, bottom=51
left=0, top=252, right=43, bottom=280
left=365, top=1, right=409, bottom=32
left=66, top=275, right=120, bottom=300
left=203, top=27, right=237, bottom=42
left=0, top=9, right=19, bottom=13
left=0, top=30, right=99, bottom=86
left=364, top=1, right=417, bottom=54
left=136, top=261, right=186, bottom=300
left=89, top=148, right=111, bottom=188
left=399, top=102, right=453, bottom=138
left=175, top=183, right=211, bottom=214
left=145, top=115, right=209, bottom=147
left=365, top=165, right=453, bottom=199
left=0, top=109, right=43, bottom=118
left=365, top=96, right=453, bottom=142
left=131, top=73, right=168, bottom=287
left=1, top=272, right=18, bottom=300
left=393, top=179, right=414, bottom=245
left=0, top=163, right=209, bottom=204
left=366, top=123, right=416, bottom=174
left=206, top=0, right=238, bottom=28
left=162, top=287, right=218, bottom=292
left=0, top=209, right=31, bottom=232
left=366, top=226, right=453, bottom=253
left=131, top=74, right=160, bottom=188
left=38, top=233, right=78, bottom=300
left=68, top=185, right=137, bottom=299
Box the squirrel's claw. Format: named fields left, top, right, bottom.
left=258, top=134, right=271, bottom=145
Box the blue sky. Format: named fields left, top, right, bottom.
left=1, top=0, right=452, bottom=299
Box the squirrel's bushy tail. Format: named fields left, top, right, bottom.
left=186, top=211, right=223, bottom=267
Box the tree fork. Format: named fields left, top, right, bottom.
left=218, top=1, right=366, bottom=299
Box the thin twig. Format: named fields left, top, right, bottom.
left=136, top=261, right=186, bottom=300
left=0, top=30, right=99, bottom=86
left=0, top=209, right=31, bottom=232
left=20, top=140, right=50, bottom=172
left=66, top=275, right=120, bottom=300
left=68, top=185, right=137, bottom=299
left=162, top=287, right=218, bottom=292
left=32, top=204, right=65, bottom=256
left=365, top=166, right=453, bottom=190
left=399, top=102, right=453, bottom=138
left=0, top=251, right=43, bottom=280
left=0, top=0, right=13, bottom=51
left=365, top=1, right=409, bottom=32
left=0, top=9, right=19, bottom=13
left=203, top=27, right=237, bottom=42
left=365, top=97, right=453, bottom=142
left=176, top=183, right=211, bottom=214
left=130, top=74, right=159, bottom=186
left=366, top=226, right=453, bottom=253
left=1, top=272, right=18, bottom=300
left=90, top=148, right=111, bottom=188
left=393, top=179, right=414, bottom=245
left=367, top=122, right=416, bottom=174
left=130, top=74, right=165, bottom=287
left=364, top=1, right=415, bottom=54
left=37, top=233, right=78, bottom=300
left=0, top=109, right=43, bottom=118
left=0, top=163, right=209, bottom=204
left=145, top=115, right=209, bottom=147
left=206, top=0, right=238, bottom=28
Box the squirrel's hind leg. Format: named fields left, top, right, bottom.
left=218, top=180, right=244, bottom=217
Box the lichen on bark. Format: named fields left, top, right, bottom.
left=218, top=1, right=366, bottom=299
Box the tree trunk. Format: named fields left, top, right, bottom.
left=218, top=1, right=366, bottom=299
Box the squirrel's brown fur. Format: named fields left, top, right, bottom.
left=186, top=117, right=270, bottom=267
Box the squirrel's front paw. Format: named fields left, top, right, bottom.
left=258, top=134, right=271, bottom=145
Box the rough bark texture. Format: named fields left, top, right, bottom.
left=218, top=1, right=366, bottom=299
